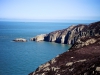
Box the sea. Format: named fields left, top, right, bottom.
left=0, top=21, right=91, bottom=75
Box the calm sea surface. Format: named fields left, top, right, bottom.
left=0, top=21, right=88, bottom=75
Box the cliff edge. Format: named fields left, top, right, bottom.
left=29, top=21, right=100, bottom=75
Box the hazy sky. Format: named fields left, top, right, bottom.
left=0, top=0, right=100, bottom=21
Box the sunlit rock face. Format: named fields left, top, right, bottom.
left=44, top=25, right=86, bottom=44
left=30, top=34, right=47, bottom=42
left=32, top=21, right=100, bottom=45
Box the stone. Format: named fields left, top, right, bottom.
left=96, top=67, right=100, bottom=71
left=71, top=57, right=74, bottom=59
left=66, top=62, right=73, bottom=66
left=75, top=59, right=86, bottom=63
left=69, top=68, right=74, bottom=71
left=51, top=58, right=56, bottom=64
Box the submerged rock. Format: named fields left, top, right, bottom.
left=13, top=38, right=27, bottom=42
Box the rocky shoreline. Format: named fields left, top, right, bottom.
left=13, top=21, right=100, bottom=45
left=29, top=21, right=100, bottom=75
left=31, top=21, right=100, bottom=45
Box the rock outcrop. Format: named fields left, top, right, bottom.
left=30, top=34, right=47, bottom=42
left=31, top=21, right=100, bottom=45
left=29, top=21, right=100, bottom=75
left=13, top=38, right=27, bottom=42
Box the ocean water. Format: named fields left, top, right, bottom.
left=0, top=21, right=86, bottom=75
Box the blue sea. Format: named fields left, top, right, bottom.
left=0, top=21, right=89, bottom=75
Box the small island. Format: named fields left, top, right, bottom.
left=13, top=38, right=27, bottom=42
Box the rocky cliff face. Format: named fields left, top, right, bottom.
left=44, top=25, right=87, bottom=44
left=31, top=21, right=100, bottom=45
left=29, top=21, right=100, bottom=75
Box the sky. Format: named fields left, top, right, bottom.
left=0, top=0, right=100, bottom=22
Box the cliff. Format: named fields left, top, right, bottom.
left=44, top=25, right=87, bottom=44
left=31, top=21, right=100, bottom=45
left=29, top=21, right=100, bottom=75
